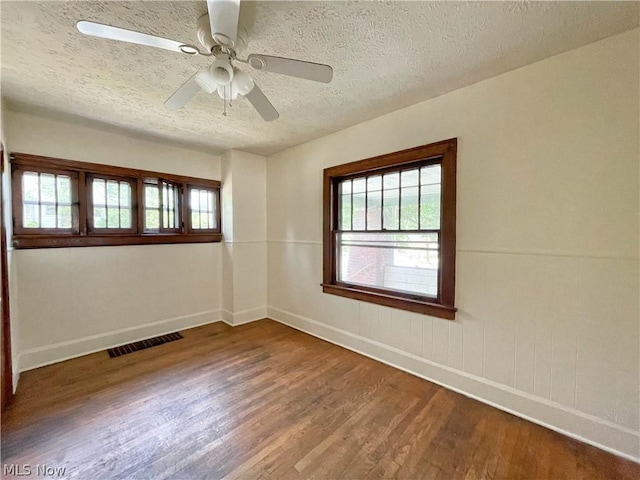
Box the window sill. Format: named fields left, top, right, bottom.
left=321, top=283, right=456, bottom=320
left=12, top=233, right=222, bottom=249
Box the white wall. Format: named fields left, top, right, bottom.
left=266, top=29, right=639, bottom=460
left=221, top=150, right=268, bottom=325
left=4, top=111, right=223, bottom=370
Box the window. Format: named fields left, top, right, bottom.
left=89, top=176, right=135, bottom=233
left=143, top=179, right=181, bottom=233
left=188, top=187, right=217, bottom=231
left=322, top=138, right=457, bottom=320
left=11, top=153, right=221, bottom=248
left=14, top=168, right=78, bottom=235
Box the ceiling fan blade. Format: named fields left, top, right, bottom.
left=244, top=84, right=279, bottom=122
left=77, top=21, right=193, bottom=54
left=247, top=54, right=333, bottom=83
left=207, top=0, right=240, bottom=48
left=164, top=74, right=201, bottom=110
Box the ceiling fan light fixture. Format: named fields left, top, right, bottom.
left=232, top=70, right=255, bottom=96
left=195, top=68, right=218, bottom=94
left=210, top=57, right=234, bottom=86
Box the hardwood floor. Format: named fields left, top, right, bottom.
left=2, top=320, right=638, bottom=479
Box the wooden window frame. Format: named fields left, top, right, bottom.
left=322, top=138, right=457, bottom=320
left=186, top=184, right=221, bottom=234
left=10, top=153, right=221, bottom=249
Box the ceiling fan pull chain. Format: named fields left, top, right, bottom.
left=222, top=85, right=227, bottom=117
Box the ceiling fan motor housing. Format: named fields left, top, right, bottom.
left=197, top=14, right=246, bottom=55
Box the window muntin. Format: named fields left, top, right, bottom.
left=91, top=178, right=133, bottom=231
left=11, top=153, right=221, bottom=248
left=189, top=187, right=216, bottom=231
left=323, top=138, right=457, bottom=320
left=15, top=169, right=77, bottom=234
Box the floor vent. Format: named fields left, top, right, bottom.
left=107, top=332, right=183, bottom=358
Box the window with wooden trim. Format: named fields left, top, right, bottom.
left=15, top=168, right=78, bottom=235
left=188, top=186, right=218, bottom=231
left=88, top=176, right=135, bottom=233
left=142, top=179, right=182, bottom=233
left=323, top=138, right=457, bottom=320
left=11, top=153, right=221, bottom=248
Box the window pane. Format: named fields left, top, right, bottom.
left=199, top=190, right=208, bottom=211
left=40, top=174, right=56, bottom=203
left=340, top=193, right=352, bottom=230
left=201, top=209, right=209, bottom=229
left=120, top=208, right=131, bottom=229
left=57, top=176, right=71, bottom=204
left=337, top=232, right=439, bottom=298
left=421, top=165, right=441, bottom=185
left=94, top=207, right=106, bottom=228
left=352, top=178, right=366, bottom=194
left=41, top=205, right=56, bottom=228
left=367, top=175, right=382, bottom=192
left=24, top=204, right=39, bottom=228
left=93, top=179, right=106, bottom=205
left=23, top=172, right=39, bottom=202
left=146, top=209, right=159, bottom=231
left=400, top=186, right=419, bottom=230
left=366, top=190, right=382, bottom=230
left=420, top=183, right=441, bottom=229
left=190, top=190, right=198, bottom=210
left=382, top=188, right=399, bottom=230
left=120, top=183, right=131, bottom=207
left=107, top=207, right=120, bottom=228
left=340, top=179, right=351, bottom=195
left=106, top=181, right=119, bottom=206
left=58, top=206, right=71, bottom=228
left=163, top=184, right=169, bottom=213
left=191, top=211, right=200, bottom=229
left=400, top=169, right=419, bottom=187
left=145, top=184, right=159, bottom=208
left=208, top=192, right=215, bottom=228
left=383, top=172, right=399, bottom=190
left=168, top=188, right=174, bottom=209
left=352, top=192, right=366, bottom=230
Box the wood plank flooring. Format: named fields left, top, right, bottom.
left=2, top=320, right=638, bottom=479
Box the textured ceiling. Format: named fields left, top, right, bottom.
left=1, top=1, right=638, bottom=156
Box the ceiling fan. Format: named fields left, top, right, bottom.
left=77, top=0, right=334, bottom=121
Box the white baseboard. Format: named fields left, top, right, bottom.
left=222, top=306, right=266, bottom=326
left=19, top=309, right=222, bottom=372
left=267, top=306, right=640, bottom=463
left=222, top=309, right=234, bottom=325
